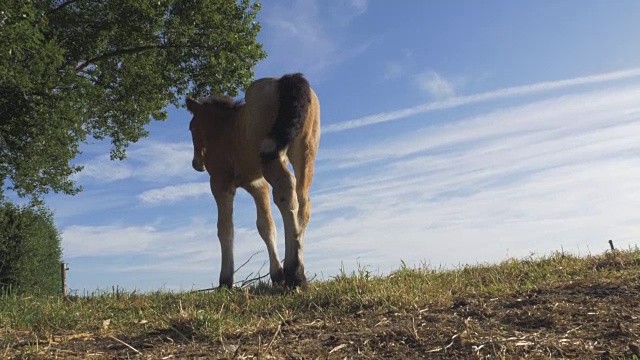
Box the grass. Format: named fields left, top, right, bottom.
left=1, top=247, right=639, bottom=359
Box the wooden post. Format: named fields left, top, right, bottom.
left=608, top=239, right=615, bottom=251
left=61, top=262, right=69, bottom=299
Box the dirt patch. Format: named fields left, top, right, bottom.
left=4, top=277, right=640, bottom=359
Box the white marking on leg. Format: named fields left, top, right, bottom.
left=256, top=213, right=282, bottom=277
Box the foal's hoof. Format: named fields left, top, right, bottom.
left=219, top=278, right=234, bottom=289
left=271, top=268, right=285, bottom=286
left=284, top=266, right=307, bottom=289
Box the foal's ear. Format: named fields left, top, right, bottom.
left=185, top=96, right=201, bottom=113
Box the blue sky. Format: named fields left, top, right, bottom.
left=21, top=0, right=640, bottom=293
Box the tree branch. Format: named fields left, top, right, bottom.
left=49, top=0, right=79, bottom=14
left=75, top=45, right=169, bottom=72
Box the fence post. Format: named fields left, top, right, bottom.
left=61, top=262, right=69, bottom=299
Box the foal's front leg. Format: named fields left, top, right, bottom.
left=211, top=180, right=236, bottom=288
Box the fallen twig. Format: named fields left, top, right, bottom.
left=264, top=323, right=282, bottom=354
left=191, top=251, right=265, bottom=292
left=426, top=333, right=461, bottom=353
left=329, top=343, right=348, bottom=354
left=234, top=251, right=262, bottom=275
left=235, top=260, right=269, bottom=288
left=410, top=316, right=420, bottom=341
left=231, top=344, right=242, bottom=359
left=109, top=335, right=141, bottom=355
left=236, top=273, right=270, bottom=289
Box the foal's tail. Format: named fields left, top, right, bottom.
left=260, top=73, right=312, bottom=162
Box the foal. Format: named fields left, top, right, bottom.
left=185, top=73, right=320, bottom=288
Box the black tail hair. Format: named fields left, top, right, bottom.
left=260, top=73, right=312, bottom=162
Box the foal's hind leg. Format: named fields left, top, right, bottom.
left=288, top=134, right=318, bottom=233
left=261, top=159, right=306, bottom=288
left=244, top=179, right=284, bottom=285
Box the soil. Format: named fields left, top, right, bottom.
left=4, top=277, right=640, bottom=359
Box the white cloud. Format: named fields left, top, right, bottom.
left=48, top=190, right=131, bottom=220
left=62, top=224, right=164, bottom=258
left=415, top=70, right=456, bottom=99
left=332, top=0, right=368, bottom=21
left=307, top=159, right=640, bottom=272
left=74, top=142, right=194, bottom=183
left=58, top=68, right=640, bottom=292
left=259, top=0, right=371, bottom=78
left=303, top=83, right=640, bottom=273
left=61, top=218, right=265, bottom=267
left=138, top=182, right=210, bottom=204
left=384, top=61, right=404, bottom=79
left=320, top=85, right=640, bottom=166
left=324, top=67, right=640, bottom=133
left=60, top=218, right=277, bottom=291
left=348, top=0, right=368, bottom=14
left=129, top=142, right=194, bottom=180
left=261, top=1, right=333, bottom=75
left=73, top=156, right=132, bottom=182
left=382, top=50, right=416, bottom=80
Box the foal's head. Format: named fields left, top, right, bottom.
left=185, top=95, right=242, bottom=173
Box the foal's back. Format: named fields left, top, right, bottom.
left=241, top=76, right=280, bottom=149
left=229, top=77, right=278, bottom=182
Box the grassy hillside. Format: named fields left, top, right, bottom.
left=1, top=247, right=639, bottom=359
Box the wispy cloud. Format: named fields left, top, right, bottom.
left=305, top=83, right=640, bottom=272
left=382, top=50, right=415, bottom=80
left=74, top=142, right=193, bottom=183
left=73, top=156, right=132, bottom=182
left=61, top=218, right=264, bottom=268
left=347, top=0, right=368, bottom=14
left=62, top=224, right=162, bottom=258
left=47, top=189, right=131, bottom=220
left=329, top=0, right=368, bottom=24
left=58, top=77, right=640, bottom=291
left=307, top=159, right=640, bottom=272
left=259, top=0, right=371, bottom=78
left=138, top=182, right=210, bottom=204
left=415, top=70, right=456, bottom=99
left=321, top=85, right=640, bottom=166
left=324, top=67, right=640, bottom=133
left=384, top=61, right=404, bottom=80
left=60, top=218, right=273, bottom=291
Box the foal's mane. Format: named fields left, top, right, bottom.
left=200, top=94, right=244, bottom=111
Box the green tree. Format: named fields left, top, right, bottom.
left=0, top=201, right=62, bottom=295
left=0, top=0, right=266, bottom=202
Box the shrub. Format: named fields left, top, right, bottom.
left=0, top=201, right=62, bottom=295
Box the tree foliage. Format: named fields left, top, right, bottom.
left=0, top=201, right=62, bottom=295
left=0, top=0, right=266, bottom=202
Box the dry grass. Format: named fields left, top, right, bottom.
left=1, top=247, right=639, bottom=359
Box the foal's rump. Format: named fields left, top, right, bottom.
left=243, top=73, right=315, bottom=162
